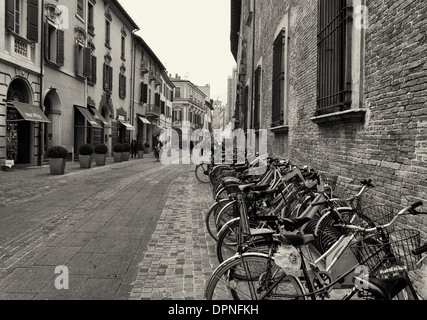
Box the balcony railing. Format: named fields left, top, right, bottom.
left=146, top=104, right=160, bottom=117
left=9, top=33, right=34, bottom=61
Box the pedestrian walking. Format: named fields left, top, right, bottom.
left=131, top=139, right=137, bottom=158
left=154, top=138, right=163, bottom=162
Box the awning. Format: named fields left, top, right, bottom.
left=75, top=106, right=102, bottom=128
left=138, top=116, right=151, bottom=124
left=118, top=120, right=135, bottom=131
left=9, top=102, right=51, bottom=123
left=152, top=124, right=166, bottom=136
left=90, top=107, right=111, bottom=128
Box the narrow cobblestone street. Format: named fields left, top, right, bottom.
left=0, top=155, right=217, bottom=300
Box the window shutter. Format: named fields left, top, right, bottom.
left=57, top=30, right=65, bottom=65
left=108, top=66, right=113, bottom=91
left=143, top=83, right=148, bottom=103
left=27, top=0, right=39, bottom=42
left=44, top=24, right=50, bottom=61
left=5, top=0, right=14, bottom=32
left=83, top=47, right=92, bottom=77
left=103, top=63, right=108, bottom=91
left=91, top=56, right=97, bottom=84
left=75, top=45, right=79, bottom=75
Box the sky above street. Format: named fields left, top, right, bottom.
left=119, top=0, right=236, bottom=104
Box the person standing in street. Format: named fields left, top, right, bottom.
left=131, top=139, right=137, bottom=158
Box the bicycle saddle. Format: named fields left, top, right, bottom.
left=281, top=233, right=315, bottom=246
left=282, top=217, right=312, bottom=232
left=354, top=276, right=408, bottom=300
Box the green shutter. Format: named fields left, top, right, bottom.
left=27, top=0, right=39, bottom=41
left=57, top=29, right=65, bottom=65
left=5, top=0, right=14, bottom=31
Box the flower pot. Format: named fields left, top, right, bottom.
left=144, top=147, right=150, bottom=154
left=95, top=153, right=107, bottom=166
left=113, top=152, right=122, bottom=162
left=49, top=158, right=66, bottom=175
left=122, top=151, right=130, bottom=162
left=79, top=154, right=93, bottom=169
left=138, top=150, right=144, bottom=158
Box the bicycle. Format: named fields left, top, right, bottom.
left=205, top=201, right=427, bottom=300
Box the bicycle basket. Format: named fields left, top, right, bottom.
left=355, top=205, right=396, bottom=229
left=350, top=229, right=421, bottom=277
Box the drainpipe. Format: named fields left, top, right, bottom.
left=38, top=0, right=45, bottom=166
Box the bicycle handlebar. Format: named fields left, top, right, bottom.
left=340, top=201, right=425, bottom=233
left=311, top=180, right=374, bottom=207
left=412, top=243, right=427, bottom=256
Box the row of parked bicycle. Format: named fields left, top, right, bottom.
left=195, top=155, right=427, bottom=300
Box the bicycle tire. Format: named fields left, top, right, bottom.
left=205, top=199, right=234, bottom=242
left=205, top=253, right=305, bottom=300
left=216, top=218, right=274, bottom=263
left=195, top=163, right=211, bottom=183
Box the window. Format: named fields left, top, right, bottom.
left=5, top=0, right=38, bottom=42
left=271, top=29, right=287, bottom=128
left=316, top=0, right=352, bottom=116
left=88, top=2, right=95, bottom=36
left=77, top=0, right=84, bottom=19
left=243, top=85, right=249, bottom=131
left=105, top=20, right=111, bottom=48
left=103, top=63, right=113, bottom=92
left=119, top=73, right=126, bottom=99
left=140, top=82, right=148, bottom=103
left=161, top=101, right=165, bottom=115
left=175, top=87, right=181, bottom=99
left=45, top=24, right=64, bottom=66
left=75, top=43, right=91, bottom=78
left=254, top=66, right=262, bottom=130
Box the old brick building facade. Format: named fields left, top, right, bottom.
left=231, top=0, right=427, bottom=294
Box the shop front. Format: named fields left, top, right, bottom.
left=74, top=105, right=102, bottom=158
left=6, top=102, right=51, bottom=167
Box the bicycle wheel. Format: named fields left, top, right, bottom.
left=215, top=200, right=267, bottom=234
left=205, top=199, right=234, bottom=242
left=195, top=163, right=211, bottom=183
left=216, top=218, right=274, bottom=263
left=205, top=253, right=305, bottom=300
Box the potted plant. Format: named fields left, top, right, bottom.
left=94, top=144, right=108, bottom=166
left=113, top=144, right=123, bottom=162
left=46, top=146, right=68, bottom=175
left=144, top=142, right=150, bottom=154
left=137, top=142, right=145, bottom=158
left=78, top=144, right=94, bottom=169
left=122, top=143, right=131, bottom=161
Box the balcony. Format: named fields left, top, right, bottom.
left=146, top=104, right=160, bottom=118
left=172, top=121, right=182, bottom=128
left=149, top=72, right=157, bottom=82
left=7, top=32, right=35, bottom=63
left=140, top=63, right=149, bottom=75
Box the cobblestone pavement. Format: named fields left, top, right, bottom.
left=0, top=154, right=218, bottom=300
left=129, top=171, right=217, bottom=300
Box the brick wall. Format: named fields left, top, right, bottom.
left=241, top=0, right=427, bottom=296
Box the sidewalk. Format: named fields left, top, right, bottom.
left=129, top=166, right=218, bottom=300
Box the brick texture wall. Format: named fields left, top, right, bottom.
left=241, top=0, right=427, bottom=296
